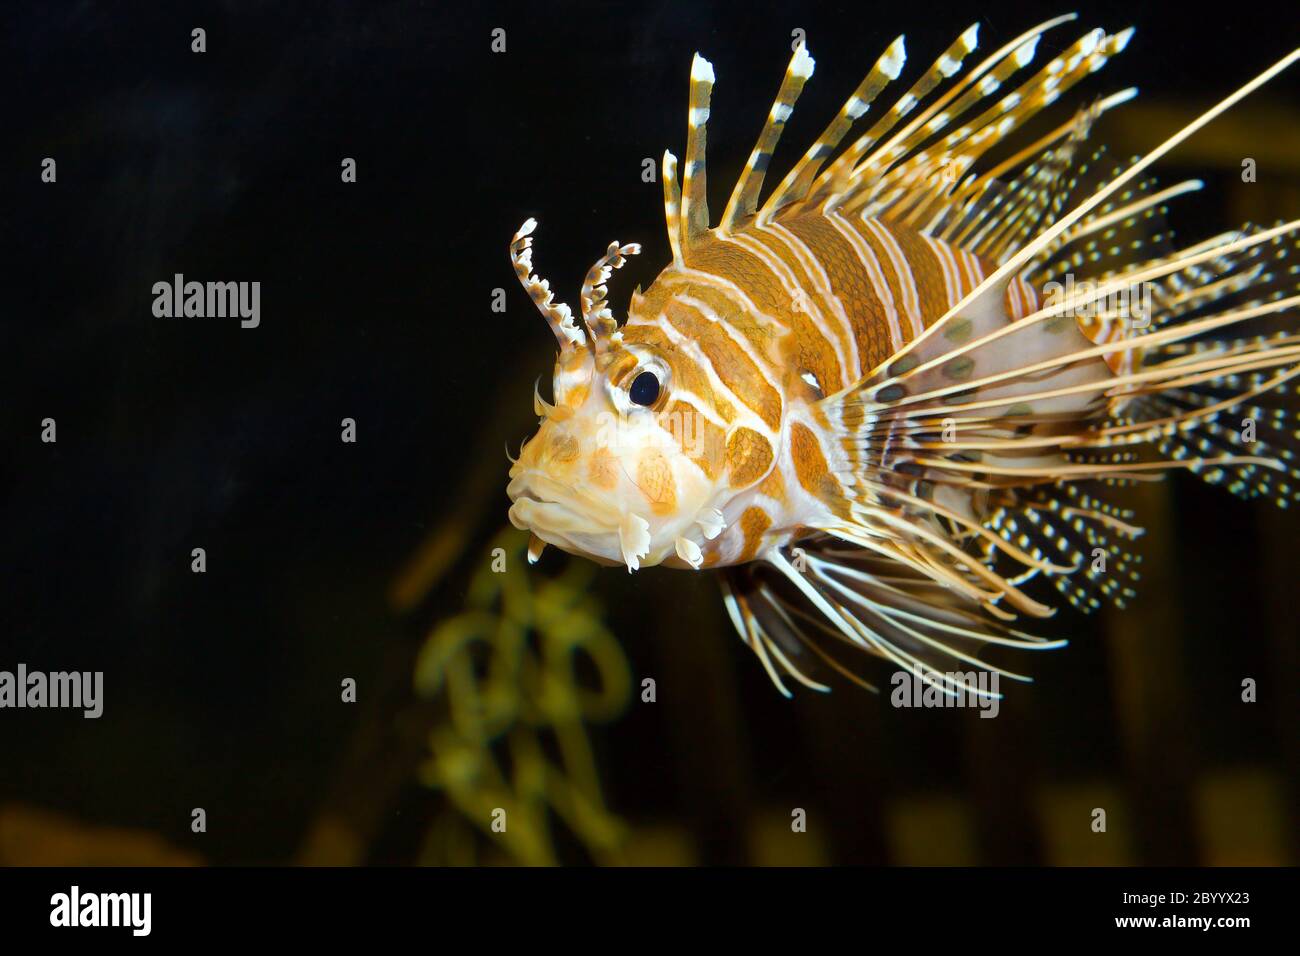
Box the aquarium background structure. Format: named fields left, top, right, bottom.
left=3, top=0, right=1297, bottom=865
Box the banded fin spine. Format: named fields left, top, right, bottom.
left=580, top=238, right=642, bottom=357
left=805, top=15, right=1077, bottom=212
left=681, top=54, right=716, bottom=247
left=720, top=42, right=815, bottom=231
left=509, top=218, right=586, bottom=351
left=838, top=26, right=1136, bottom=221
left=661, top=150, right=685, bottom=265
left=887, top=43, right=1300, bottom=376
left=724, top=543, right=1066, bottom=697
left=762, top=33, right=909, bottom=215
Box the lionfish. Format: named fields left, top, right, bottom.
left=506, top=15, right=1300, bottom=697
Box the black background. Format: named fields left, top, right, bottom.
left=3, top=0, right=1298, bottom=866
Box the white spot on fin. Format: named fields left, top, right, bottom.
left=881, top=36, right=906, bottom=80
left=791, top=44, right=815, bottom=79
left=691, top=53, right=715, bottom=83
left=1015, top=36, right=1040, bottom=67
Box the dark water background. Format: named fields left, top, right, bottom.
left=2, top=0, right=1297, bottom=864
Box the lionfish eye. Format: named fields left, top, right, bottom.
left=629, top=370, right=662, bottom=407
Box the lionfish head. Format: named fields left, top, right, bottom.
left=505, top=220, right=729, bottom=571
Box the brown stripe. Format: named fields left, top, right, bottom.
left=791, top=421, right=843, bottom=505
left=738, top=506, right=773, bottom=562
left=726, top=426, right=775, bottom=489
left=879, top=221, right=961, bottom=329
left=686, top=236, right=843, bottom=400
left=782, top=215, right=896, bottom=375
left=663, top=300, right=783, bottom=431
left=753, top=225, right=856, bottom=387
left=665, top=398, right=727, bottom=481
left=845, top=217, right=915, bottom=348
left=757, top=466, right=786, bottom=503
left=654, top=274, right=779, bottom=372
left=686, top=236, right=793, bottom=315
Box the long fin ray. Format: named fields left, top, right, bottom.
left=721, top=43, right=816, bottom=231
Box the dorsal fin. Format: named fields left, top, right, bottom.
left=809, top=16, right=1080, bottom=214
left=719, top=42, right=815, bottom=232
left=759, top=35, right=909, bottom=218
left=773, top=24, right=987, bottom=217
left=661, top=150, right=685, bottom=265
left=680, top=54, right=716, bottom=250
left=836, top=27, right=1135, bottom=224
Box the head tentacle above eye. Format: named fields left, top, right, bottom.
left=581, top=238, right=642, bottom=362
left=511, top=218, right=643, bottom=362
left=509, top=218, right=587, bottom=352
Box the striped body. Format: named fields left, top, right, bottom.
left=507, top=20, right=1300, bottom=696
left=623, top=211, right=1043, bottom=568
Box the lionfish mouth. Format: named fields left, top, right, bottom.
left=506, top=472, right=623, bottom=561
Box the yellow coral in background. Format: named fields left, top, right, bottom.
left=414, top=528, right=631, bottom=865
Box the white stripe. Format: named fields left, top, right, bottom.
left=651, top=313, right=777, bottom=443
left=825, top=208, right=903, bottom=349
left=1020, top=278, right=1039, bottom=313
left=671, top=266, right=782, bottom=330
left=863, top=216, right=924, bottom=338
left=717, top=230, right=851, bottom=382
left=762, top=222, right=861, bottom=381
left=661, top=269, right=785, bottom=382
left=671, top=294, right=782, bottom=389
left=655, top=385, right=729, bottom=429
left=949, top=244, right=976, bottom=293
left=1007, top=270, right=1023, bottom=318
left=921, top=233, right=958, bottom=309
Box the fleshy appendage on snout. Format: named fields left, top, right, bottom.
left=507, top=389, right=728, bottom=572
